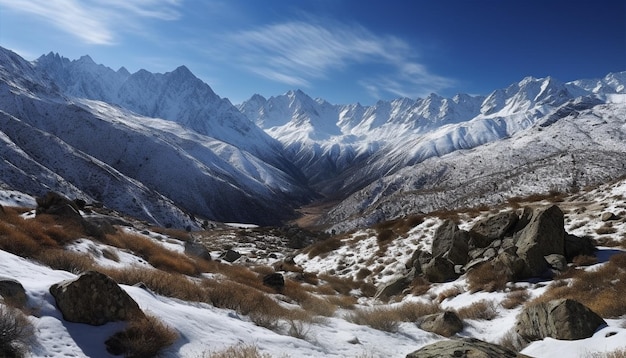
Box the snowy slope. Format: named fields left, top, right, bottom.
left=0, top=47, right=312, bottom=226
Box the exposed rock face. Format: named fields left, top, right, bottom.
left=515, top=205, right=565, bottom=277
left=36, top=191, right=82, bottom=218
left=0, top=277, right=27, bottom=307
left=418, top=311, right=463, bottom=337
left=49, top=271, right=144, bottom=325
left=184, top=241, right=212, bottom=261
left=422, top=257, right=457, bottom=283
left=375, top=272, right=413, bottom=300
left=221, top=249, right=242, bottom=263
left=564, top=234, right=595, bottom=261
left=469, top=211, right=518, bottom=248
left=432, top=220, right=469, bottom=265
left=516, top=299, right=606, bottom=341
left=405, top=337, right=532, bottom=358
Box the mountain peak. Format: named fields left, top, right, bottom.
left=77, top=55, right=95, bottom=65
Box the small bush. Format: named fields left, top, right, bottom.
left=0, top=305, right=35, bottom=357
left=572, top=255, right=597, bottom=267
left=498, top=328, right=529, bottom=352
left=205, top=344, right=272, bottom=358
left=586, top=349, right=626, bottom=358
left=105, top=315, right=178, bottom=358
left=34, top=249, right=94, bottom=274
left=456, top=300, right=498, bottom=320
left=466, top=262, right=510, bottom=293
left=596, top=224, right=617, bottom=235
left=305, top=237, right=343, bottom=259
left=346, top=307, right=400, bottom=332
left=436, top=286, right=464, bottom=303
left=393, top=301, right=441, bottom=322
left=501, top=290, right=530, bottom=310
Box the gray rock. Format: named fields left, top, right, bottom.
left=184, top=241, right=212, bottom=261
left=407, top=249, right=433, bottom=274
left=262, top=272, right=285, bottom=291
left=493, top=251, right=526, bottom=280
left=375, top=270, right=414, bottom=300
left=515, top=205, right=565, bottom=277
left=432, top=220, right=470, bottom=265
left=418, top=311, right=463, bottom=337
left=50, top=271, right=144, bottom=325
left=545, top=254, right=567, bottom=271
left=470, top=211, right=519, bottom=248
left=564, top=234, right=595, bottom=261
left=405, top=337, right=532, bottom=358
left=601, top=212, right=619, bottom=221
left=221, top=249, right=242, bottom=263
left=0, top=277, right=27, bottom=307
left=423, top=257, right=458, bottom=283
left=516, top=299, right=606, bottom=341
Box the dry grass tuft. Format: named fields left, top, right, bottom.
left=346, top=301, right=441, bottom=332
left=436, top=285, right=464, bottom=303
left=304, top=237, right=343, bottom=259
left=501, top=290, right=530, bottom=310
left=456, top=299, right=498, bottom=320
left=498, top=328, right=529, bottom=352
left=34, top=249, right=95, bottom=274
left=466, top=262, right=510, bottom=293
left=531, top=253, right=626, bottom=317
left=572, top=255, right=598, bottom=267
left=204, top=344, right=273, bottom=358
left=0, top=305, right=35, bottom=358
left=585, top=349, right=626, bottom=358
left=105, top=315, right=178, bottom=358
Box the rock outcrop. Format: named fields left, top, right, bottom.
left=406, top=337, right=532, bottom=357
left=0, top=277, right=27, bottom=307
left=516, top=298, right=606, bottom=341
left=418, top=311, right=463, bottom=337
left=50, top=271, right=144, bottom=325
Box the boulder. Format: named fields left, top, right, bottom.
left=422, top=257, right=458, bottom=283
left=262, top=273, right=285, bottom=291
left=544, top=254, right=567, bottom=271
left=432, top=220, right=470, bottom=265
left=516, top=299, right=606, bottom=341
left=184, top=241, right=212, bottom=261
left=515, top=205, right=565, bottom=277
left=375, top=270, right=414, bottom=300
left=406, top=337, right=531, bottom=358
left=0, top=277, right=27, bottom=308
left=406, top=249, right=432, bottom=274
left=601, top=212, right=619, bottom=221
left=469, top=211, right=519, bottom=248
left=50, top=271, right=144, bottom=325
left=492, top=251, right=526, bottom=280
left=418, top=311, right=463, bottom=337
left=564, top=234, right=595, bottom=261
left=221, top=249, right=242, bottom=263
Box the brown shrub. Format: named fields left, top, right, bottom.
left=586, top=349, right=626, bottom=358
left=34, top=249, right=94, bottom=274
left=346, top=307, right=400, bottom=332
left=205, top=344, right=272, bottom=358
left=105, top=315, right=178, bottom=358
left=102, top=267, right=206, bottom=302
left=410, top=276, right=432, bottom=297
left=305, top=237, right=343, bottom=259
left=572, top=255, right=597, bottom=267
left=498, top=328, right=529, bottom=352
left=466, top=262, right=510, bottom=293
left=325, top=295, right=357, bottom=310
left=436, top=285, right=464, bottom=303
left=596, top=224, right=617, bottom=235
left=0, top=305, right=35, bottom=358
left=393, top=301, right=441, bottom=322
left=501, top=289, right=530, bottom=309
left=456, top=300, right=498, bottom=320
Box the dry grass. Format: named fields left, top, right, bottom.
left=105, top=315, right=178, bottom=358
left=572, top=255, right=598, bottom=267
left=346, top=301, right=441, bottom=332
left=103, top=231, right=201, bottom=276
left=596, top=224, right=617, bottom=235
left=456, top=300, right=498, bottom=320
left=586, top=349, right=626, bottom=358
left=466, top=262, right=510, bottom=293
left=34, top=249, right=95, bottom=274
left=501, top=290, right=530, bottom=310
left=304, top=237, right=343, bottom=259
left=436, top=285, right=464, bottom=303
left=0, top=305, right=35, bottom=358
left=204, top=344, right=273, bottom=358
left=531, top=253, right=626, bottom=318
left=498, top=328, right=529, bottom=352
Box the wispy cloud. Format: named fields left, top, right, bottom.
left=0, top=0, right=181, bottom=45
left=220, top=19, right=455, bottom=100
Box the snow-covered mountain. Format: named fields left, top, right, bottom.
left=3, top=46, right=626, bottom=230
left=0, top=47, right=313, bottom=226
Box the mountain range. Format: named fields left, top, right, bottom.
left=1, top=46, right=625, bottom=231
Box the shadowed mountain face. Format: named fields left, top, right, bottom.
left=2, top=46, right=625, bottom=230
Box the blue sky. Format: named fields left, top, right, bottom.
left=0, top=0, right=624, bottom=105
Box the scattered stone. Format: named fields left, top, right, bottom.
left=184, top=241, right=212, bottom=261
left=545, top=254, right=567, bottom=271
left=601, top=212, right=619, bottom=221
left=374, top=271, right=414, bottom=300
left=407, top=249, right=432, bottom=274
left=516, top=299, right=606, bottom=341
left=418, top=311, right=463, bottom=337
left=50, top=271, right=145, bottom=325
left=221, top=249, right=242, bottom=263
left=262, top=273, right=285, bottom=291
left=0, top=277, right=27, bottom=308
left=36, top=191, right=82, bottom=219
left=432, top=220, right=469, bottom=265
left=406, top=337, right=531, bottom=358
